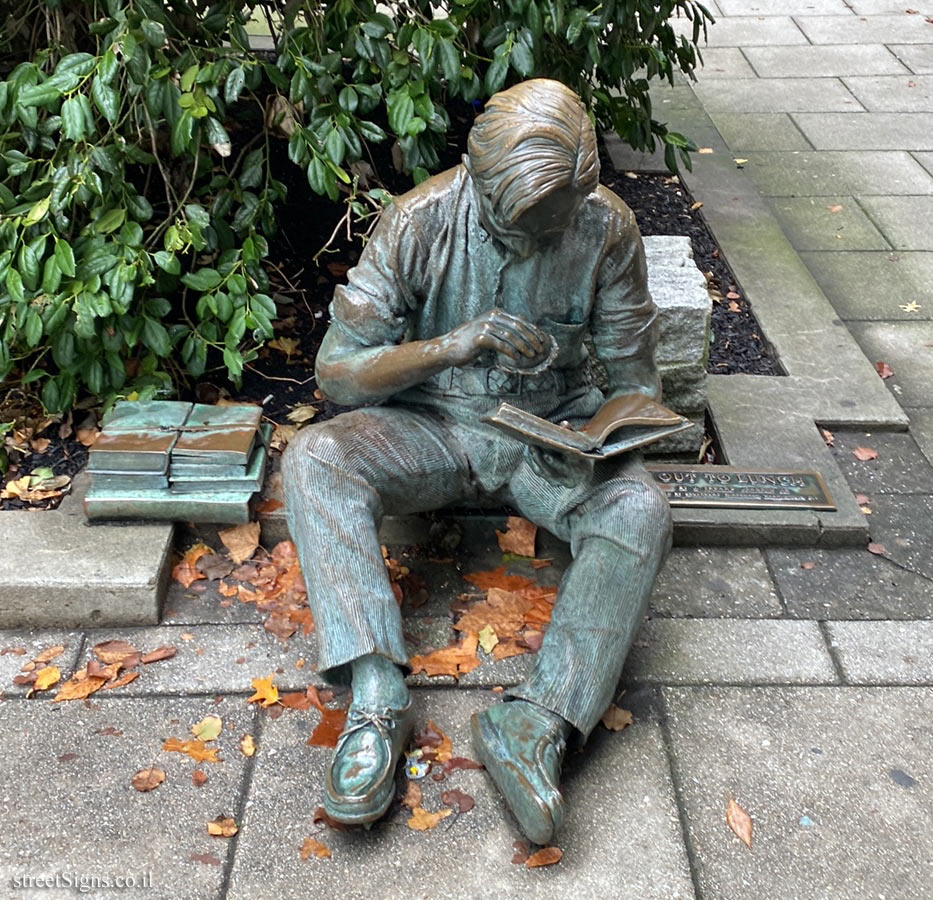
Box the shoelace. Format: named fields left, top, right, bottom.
left=335, top=706, right=400, bottom=750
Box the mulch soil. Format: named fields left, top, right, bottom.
left=1, top=103, right=777, bottom=510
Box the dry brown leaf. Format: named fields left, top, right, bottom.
left=307, top=708, right=348, bottom=748
left=299, top=837, right=332, bottom=860
left=191, top=715, right=223, bottom=742
left=140, top=646, right=177, bottom=664
left=219, top=522, right=261, bottom=564
left=286, top=405, right=318, bottom=424
left=93, top=640, right=139, bottom=665
left=600, top=704, right=633, bottom=731
left=800, top=561, right=816, bottom=570
left=726, top=796, right=753, bottom=848
left=875, top=361, right=894, bottom=379
left=239, top=734, right=256, bottom=757
left=76, top=426, right=100, bottom=446
left=101, top=671, right=139, bottom=691
left=495, top=516, right=537, bottom=558
left=32, top=666, right=61, bottom=691
left=256, top=498, right=284, bottom=516
left=526, top=847, right=563, bottom=868
left=131, top=768, right=166, bottom=792
left=172, top=543, right=213, bottom=588
left=34, top=644, right=65, bottom=664
left=415, top=719, right=453, bottom=764
left=53, top=670, right=107, bottom=702
left=406, top=806, right=453, bottom=831
left=247, top=675, right=279, bottom=707
left=409, top=632, right=481, bottom=679
left=867, top=542, right=886, bottom=556
left=162, top=737, right=222, bottom=763
left=207, top=816, right=238, bottom=838
left=728, top=300, right=741, bottom=313
left=401, top=781, right=423, bottom=810
left=853, top=446, right=879, bottom=461
left=192, top=769, right=208, bottom=787
left=269, top=337, right=301, bottom=358
left=690, top=200, right=703, bottom=210
left=454, top=588, right=532, bottom=639
left=855, top=493, right=871, bottom=505
left=827, top=204, right=844, bottom=214
left=820, top=428, right=835, bottom=447
left=441, top=788, right=475, bottom=813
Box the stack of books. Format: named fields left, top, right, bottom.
left=84, top=400, right=271, bottom=523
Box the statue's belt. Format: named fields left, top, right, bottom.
left=423, top=365, right=590, bottom=398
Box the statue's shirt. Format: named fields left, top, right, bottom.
left=329, top=164, right=658, bottom=418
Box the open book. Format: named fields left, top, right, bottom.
left=481, top=393, right=695, bottom=459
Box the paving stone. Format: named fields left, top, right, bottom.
left=828, top=430, right=933, bottom=494
left=857, top=195, right=933, bottom=249
left=847, top=0, right=933, bottom=11
left=766, top=547, right=933, bottom=618
left=80, top=624, right=321, bottom=695
left=743, top=43, right=910, bottom=77
left=0, top=696, right=256, bottom=899
left=623, top=618, right=836, bottom=684
left=827, top=621, right=933, bottom=683
left=161, top=577, right=264, bottom=626
left=0, top=629, right=84, bottom=696
left=692, top=78, right=863, bottom=113
left=742, top=150, right=933, bottom=196
left=768, top=196, right=891, bottom=251
left=649, top=547, right=783, bottom=617
left=227, top=690, right=696, bottom=900
left=675, top=15, right=809, bottom=45
left=907, top=407, right=933, bottom=464
left=709, top=112, right=812, bottom=151
left=889, top=43, right=933, bottom=74
left=859, top=493, right=933, bottom=581
left=793, top=111, right=933, bottom=150
left=847, top=320, right=933, bottom=406
left=716, top=0, right=849, bottom=12
left=663, top=686, right=933, bottom=900
left=842, top=74, right=933, bottom=112
left=795, top=14, right=933, bottom=43
left=799, top=250, right=933, bottom=320
left=696, top=47, right=758, bottom=79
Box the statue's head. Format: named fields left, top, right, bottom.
left=466, top=79, right=599, bottom=256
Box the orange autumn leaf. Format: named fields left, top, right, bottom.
left=415, top=719, right=453, bottom=764
left=491, top=639, right=528, bottom=661
left=162, top=737, right=222, bottom=763
left=219, top=522, right=261, bottom=564
left=192, top=769, right=208, bottom=787
left=526, top=847, right=563, bottom=868
left=92, top=639, right=140, bottom=665
left=247, top=675, right=279, bottom=707
left=32, top=665, right=61, bottom=691
left=401, top=781, right=423, bottom=810
left=172, top=543, right=213, bottom=588
left=140, top=646, right=177, bottom=664
left=495, top=516, right=537, bottom=558
left=406, top=806, right=453, bottom=831
left=207, top=816, right=238, bottom=837
left=409, top=632, right=481, bottom=679
left=454, top=587, right=532, bottom=639
left=464, top=567, right=538, bottom=593
left=307, top=708, right=348, bottom=748
left=53, top=669, right=107, bottom=702
left=726, top=796, right=753, bottom=849
left=33, top=644, right=65, bottom=664
left=299, top=837, right=332, bottom=860
left=101, top=671, right=139, bottom=691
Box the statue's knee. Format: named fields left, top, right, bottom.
left=282, top=422, right=356, bottom=486
left=587, top=479, right=672, bottom=544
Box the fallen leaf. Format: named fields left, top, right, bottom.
left=220, top=522, right=261, bottom=564
left=454, top=588, right=532, bottom=639
left=30, top=437, right=51, bottom=453
left=32, top=666, right=61, bottom=691
left=441, top=788, right=475, bottom=813
left=726, top=796, right=753, bottom=848
left=853, top=446, right=879, bottom=461
left=827, top=204, right=844, bottom=214
left=409, top=632, right=482, bottom=679
left=286, top=405, right=319, bottom=424
left=307, top=708, right=348, bottom=748
left=95, top=726, right=123, bottom=736
left=415, top=720, right=453, bottom=764
left=58, top=753, right=78, bottom=762
left=698, top=147, right=714, bottom=154
left=867, top=542, right=886, bottom=556
left=820, top=429, right=835, bottom=447
left=406, top=806, right=453, bottom=831
left=93, top=640, right=139, bottom=665
left=101, top=671, right=139, bottom=690
left=162, top=737, right=222, bottom=763
left=690, top=200, right=703, bottom=210
left=600, top=704, right=633, bottom=731
left=131, top=768, right=166, bottom=792
left=269, top=337, right=301, bottom=358
left=401, top=781, right=423, bottom=810
left=728, top=301, right=741, bottom=313
left=726, top=291, right=741, bottom=300
left=191, top=715, right=223, bottom=742
left=900, top=301, right=922, bottom=313
left=312, top=805, right=353, bottom=832
left=257, top=498, right=284, bottom=516
left=76, top=426, right=100, bottom=447
left=444, top=756, right=483, bottom=774
left=193, top=769, right=208, bottom=787
left=495, top=516, right=537, bottom=557
left=172, top=543, right=213, bottom=588
left=239, top=734, right=256, bottom=757
left=189, top=853, right=221, bottom=866
left=34, top=645, right=65, bottom=664
left=800, top=561, right=816, bottom=570
left=530, top=559, right=551, bottom=570
left=207, top=816, right=238, bottom=838
left=247, top=675, right=279, bottom=707
left=875, top=361, right=894, bottom=379
left=526, top=847, right=563, bottom=867
left=141, top=646, right=177, bottom=664
left=855, top=493, right=870, bottom=505
left=299, top=837, right=332, bottom=860
left=512, top=840, right=531, bottom=864
left=53, top=670, right=107, bottom=702
left=734, top=158, right=748, bottom=166
left=477, top=624, right=499, bottom=654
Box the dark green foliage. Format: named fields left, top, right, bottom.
left=0, top=0, right=712, bottom=412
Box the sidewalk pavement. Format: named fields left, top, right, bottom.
left=1, top=5, right=932, bottom=898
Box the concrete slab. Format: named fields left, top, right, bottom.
left=915, top=149, right=933, bottom=176
left=696, top=47, right=757, bottom=79
left=889, top=43, right=933, bottom=74
left=828, top=430, right=933, bottom=494
left=716, top=0, right=849, bottom=12
left=768, top=196, right=891, bottom=251
left=743, top=44, right=910, bottom=77
left=842, top=74, right=933, bottom=112
left=227, top=690, right=697, bottom=900
left=161, top=577, right=264, bottom=626
left=0, top=629, right=84, bottom=696
left=799, top=250, right=933, bottom=320
left=827, top=621, right=933, bottom=683
left=0, top=696, right=256, bottom=899
left=859, top=493, right=933, bottom=581
left=0, top=475, right=173, bottom=628
left=676, top=15, right=809, bottom=46
left=692, top=78, right=863, bottom=114
left=907, top=407, right=933, bottom=464
left=766, top=546, right=933, bottom=619
left=847, top=320, right=933, bottom=407
left=795, top=14, right=933, bottom=43
left=742, top=150, right=933, bottom=196
left=623, top=618, right=837, bottom=684
left=847, top=0, right=933, bottom=12
left=709, top=112, right=812, bottom=151
left=650, top=547, right=783, bottom=617
left=793, top=111, right=933, bottom=150
left=858, top=195, right=933, bottom=249
left=664, top=686, right=933, bottom=900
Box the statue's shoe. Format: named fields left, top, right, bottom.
left=324, top=700, right=414, bottom=825
left=471, top=701, right=567, bottom=845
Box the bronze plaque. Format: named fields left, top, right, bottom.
left=645, top=465, right=836, bottom=510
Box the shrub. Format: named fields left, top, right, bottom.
left=0, top=0, right=713, bottom=413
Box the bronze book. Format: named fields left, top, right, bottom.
left=481, top=393, right=694, bottom=459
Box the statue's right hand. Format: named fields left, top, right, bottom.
left=444, top=309, right=549, bottom=368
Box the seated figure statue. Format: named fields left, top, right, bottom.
left=283, top=78, right=672, bottom=846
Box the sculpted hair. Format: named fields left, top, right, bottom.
left=466, top=79, right=599, bottom=224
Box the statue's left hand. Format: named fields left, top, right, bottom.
left=524, top=444, right=593, bottom=488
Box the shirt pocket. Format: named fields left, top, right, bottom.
left=538, top=316, right=588, bottom=369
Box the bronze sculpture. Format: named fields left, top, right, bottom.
left=283, top=79, right=672, bottom=845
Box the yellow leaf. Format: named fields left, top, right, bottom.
left=207, top=816, right=238, bottom=837
left=219, top=522, right=261, bottom=564
left=286, top=404, right=318, bottom=424
left=478, top=624, right=499, bottom=655
left=247, top=675, right=279, bottom=707
left=900, top=301, right=922, bottom=313
left=726, top=795, right=753, bottom=849
left=32, top=666, right=61, bottom=691
left=162, top=737, right=222, bottom=763
left=299, top=837, right=331, bottom=860
left=406, top=806, right=452, bottom=831
left=269, top=337, right=301, bottom=358
left=239, top=734, right=256, bottom=757
left=600, top=703, right=633, bottom=732
left=734, top=158, right=748, bottom=166
left=191, top=715, right=223, bottom=742
left=53, top=668, right=107, bottom=702
left=698, top=147, right=714, bottom=154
